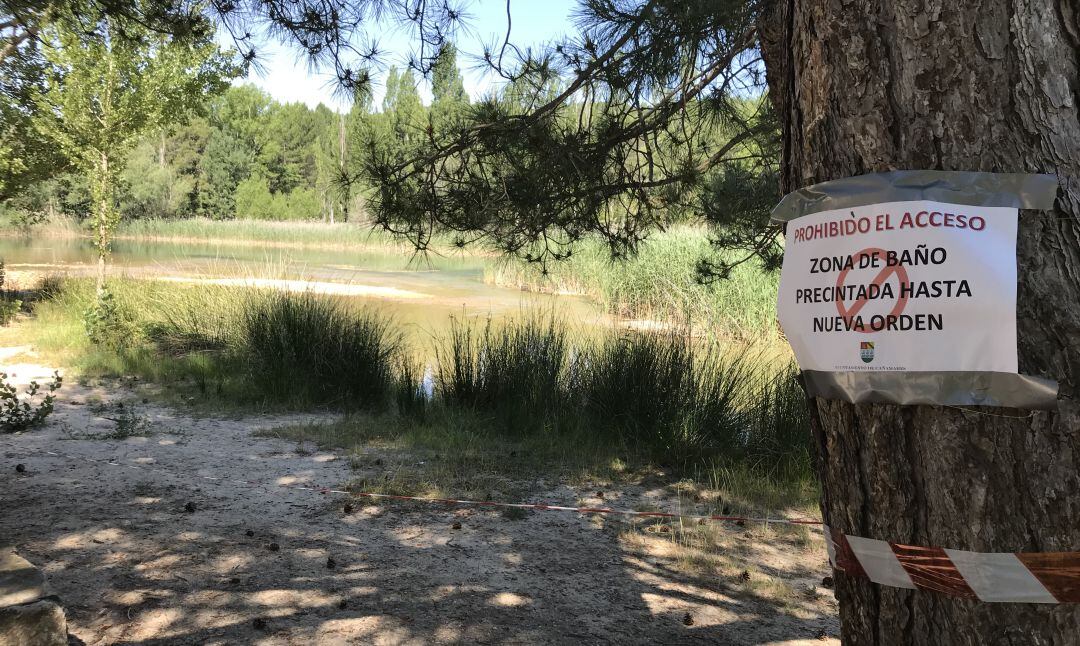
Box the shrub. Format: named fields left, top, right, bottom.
left=743, top=364, right=813, bottom=478
left=84, top=288, right=140, bottom=348
left=485, top=226, right=780, bottom=338
left=145, top=285, right=245, bottom=356
left=0, top=298, right=19, bottom=326
left=579, top=332, right=748, bottom=465
left=428, top=318, right=810, bottom=472
left=240, top=291, right=401, bottom=407
left=436, top=316, right=570, bottom=433
left=34, top=273, right=67, bottom=301
left=394, top=357, right=429, bottom=420
left=0, top=261, right=22, bottom=325
left=1, top=371, right=62, bottom=432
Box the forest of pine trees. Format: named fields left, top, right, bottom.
left=3, top=44, right=470, bottom=226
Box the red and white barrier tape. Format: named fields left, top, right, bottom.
left=34, top=450, right=819, bottom=527
left=825, top=526, right=1080, bottom=603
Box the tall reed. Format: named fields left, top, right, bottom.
left=436, top=315, right=570, bottom=433
left=240, top=291, right=401, bottom=408
left=578, top=332, right=750, bottom=466
left=430, top=316, right=811, bottom=474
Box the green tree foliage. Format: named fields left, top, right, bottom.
left=121, top=138, right=194, bottom=220
left=233, top=174, right=275, bottom=219
left=234, top=173, right=320, bottom=221
left=29, top=9, right=235, bottom=288
left=358, top=2, right=778, bottom=271
left=194, top=85, right=271, bottom=218
left=7, top=0, right=775, bottom=261
left=431, top=42, right=468, bottom=110
left=0, top=34, right=67, bottom=200
left=382, top=67, right=424, bottom=148
left=197, top=125, right=251, bottom=218
left=258, top=102, right=320, bottom=194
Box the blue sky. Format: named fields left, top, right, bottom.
left=220, top=0, right=579, bottom=111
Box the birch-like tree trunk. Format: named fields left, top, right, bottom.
left=94, top=150, right=110, bottom=297
left=758, top=1, right=1080, bottom=642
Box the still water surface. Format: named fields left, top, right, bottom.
left=0, top=235, right=609, bottom=342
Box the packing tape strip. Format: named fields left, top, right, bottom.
left=770, top=170, right=1058, bottom=223
left=824, top=526, right=1080, bottom=603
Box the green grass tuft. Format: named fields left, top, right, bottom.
left=486, top=225, right=780, bottom=339
left=241, top=290, right=402, bottom=408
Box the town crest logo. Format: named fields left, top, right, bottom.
left=860, top=341, right=875, bottom=363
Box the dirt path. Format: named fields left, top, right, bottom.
left=0, top=355, right=839, bottom=645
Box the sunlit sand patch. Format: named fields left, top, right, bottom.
left=122, top=607, right=182, bottom=639
left=489, top=591, right=530, bottom=607
left=153, top=276, right=430, bottom=300
left=112, top=589, right=174, bottom=606
left=276, top=474, right=315, bottom=486
left=91, top=528, right=125, bottom=543
left=639, top=592, right=741, bottom=626
left=316, top=616, right=404, bottom=641
left=101, top=551, right=131, bottom=566
left=53, top=534, right=87, bottom=550
left=5, top=263, right=85, bottom=269
left=136, top=554, right=182, bottom=573
left=391, top=526, right=441, bottom=548
left=430, top=584, right=487, bottom=602
left=0, top=346, right=34, bottom=362
left=620, top=318, right=679, bottom=333
left=434, top=625, right=463, bottom=642
left=211, top=553, right=253, bottom=573
left=250, top=588, right=337, bottom=608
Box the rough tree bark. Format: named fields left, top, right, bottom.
left=758, top=1, right=1080, bottom=643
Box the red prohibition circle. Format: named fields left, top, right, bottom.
left=834, top=247, right=911, bottom=334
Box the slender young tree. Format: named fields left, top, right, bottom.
left=31, top=11, right=234, bottom=293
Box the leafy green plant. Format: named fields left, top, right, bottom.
left=578, top=332, right=749, bottom=466
left=0, top=299, right=19, bottom=326
left=104, top=404, right=153, bottom=439
left=83, top=288, right=140, bottom=348
left=0, top=261, right=23, bottom=326
left=742, top=364, right=813, bottom=479
left=394, top=358, right=429, bottom=421
left=485, top=227, right=780, bottom=339
left=1, top=371, right=63, bottom=433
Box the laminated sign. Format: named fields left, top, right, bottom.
left=771, top=171, right=1059, bottom=409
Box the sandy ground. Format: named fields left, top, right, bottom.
left=5, top=270, right=429, bottom=302
left=0, top=351, right=839, bottom=645
left=152, top=277, right=430, bottom=301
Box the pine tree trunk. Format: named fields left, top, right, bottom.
left=758, top=1, right=1080, bottom=643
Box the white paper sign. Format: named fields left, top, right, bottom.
left=777, top=200, right=1018, bottom=373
